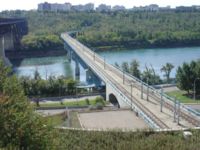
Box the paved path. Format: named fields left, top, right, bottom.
left=79, top=110, right=148, bottom=130
left=32, top=95, right=102, bottom=104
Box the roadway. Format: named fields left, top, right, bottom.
left=61, top=33, right=199, bottom=129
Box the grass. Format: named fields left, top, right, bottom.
left=166, top=90, right=200, bottom=104
left=45, top=114, right=65, bottom=126
left=34, top=97, right=108, bottom=108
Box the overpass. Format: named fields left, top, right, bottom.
left=0, top=18, right=28, bottom=65
left=61, top=32, right=200, bottom=130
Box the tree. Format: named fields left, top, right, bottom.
left=142, top=65, right=161, bottom=85
left=129, top=59, right=141, bottom=79
left=160, top=63, right=174, bottom=83
left=176, top=62, right=196, bottom=94
left=121, top=62, right=129, bottom=73
left=0, top=60, right=56, bottom=149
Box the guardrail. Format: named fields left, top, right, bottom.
left=109, top=62, right=200, bottom=118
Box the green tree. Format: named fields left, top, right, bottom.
left=0, top=60, right=56, bottom=149
left=121, top=62, right=129, bottom=73
left=129, top=59, right=141, bottom=79
left=176, top=62, right=195, bottom=94
left=160, top=63, right=174, bottom=83
left=142, top=65, right=161, bottom=85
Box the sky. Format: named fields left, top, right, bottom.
left=1, top=0, right=200, bottom=11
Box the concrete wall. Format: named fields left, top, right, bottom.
left=106, top=82, right=129, bottom=108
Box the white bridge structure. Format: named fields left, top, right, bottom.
left=61, top=32, right=200, bottom=130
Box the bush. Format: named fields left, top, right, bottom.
left=95, top=96, right=105, bottom=106
left=85, top=98, right=90, bottom=105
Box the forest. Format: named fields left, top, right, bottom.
left=1, top=10, right=200, bottom=50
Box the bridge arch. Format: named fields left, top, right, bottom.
left=109, top=93, right=120, bottom=108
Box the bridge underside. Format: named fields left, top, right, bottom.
left=0, top=18, right=28, bottom=65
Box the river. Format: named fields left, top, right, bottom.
left=12, top=47, right=200, bottom=81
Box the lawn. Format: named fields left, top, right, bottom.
left=33, top=97, right=107, bottom=108
left=45, top=114, right=65, bottom=126
left=166, top=90, right=200, bottom=104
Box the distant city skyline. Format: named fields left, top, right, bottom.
left=1, top=0, right=200, bottom=11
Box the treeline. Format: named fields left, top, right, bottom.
left=20, top=71, right=76, bottom=97
left=21, top=34, right=63, bottom=51
left=1, top=11, right=200, bottom=50
left=117, top=59, right=200, bottom=96
left=115, top=60, right=174, bottom=85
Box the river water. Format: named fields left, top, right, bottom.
left=12, top=47, right=200, bottom=81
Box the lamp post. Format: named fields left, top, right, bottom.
left=104, top=56, right=106, bottom=69
left=93, top=49, right=95, bottom=61
left=128, top=82, right=134, bottom=110
left=141, top=77, right=144, bottom=99
left=160, top=86, right=164, bottom=112
left=194, top=78, right=200, bottom=100
left=147, top=78, right=149, bottom=101
left=123, top=71, right=125, bottom=84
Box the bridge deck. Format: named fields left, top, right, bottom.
left=61, top=33, right=198, bottom=129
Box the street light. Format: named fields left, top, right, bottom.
left=160, top=86, right=164, bottom=112
left=128, top=82, right=134, bottom=110
left=104, top=56, right=106, bottom=69
left=194, top=78, right=200, bottom=100
left=147, top=78, right=149, bottom=101
left=123, top=71, right=125, bottom=84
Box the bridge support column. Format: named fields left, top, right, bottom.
left=5, top=32, right=14, bottom=51
left=75, top=60, right=80, bottom=81
left=0, top=36, right=11, bottom=66
left=86, top=68, right=92, bottom=83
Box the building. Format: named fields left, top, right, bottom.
left=38, top=2, right=51, bottom=11
left=112, top=5, right=126, bottom=11
left=159, top=6, right=171, bottom=11
left=146, top=4, right=159, bottom=11
left=38, top=2, right=71, bottom=12
left=175, top=6, right=195, bottom=12
left=132, top=4, right=159, bottom=12
left=72, top=3, right=94, bottom=12
left=96, top=4, right=111, bottom=12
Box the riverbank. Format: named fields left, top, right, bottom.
left=5, top=48, right=67, bottom=59
left=82, top=41, right=200, bottom=52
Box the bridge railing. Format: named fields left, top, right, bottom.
left=106, top=58, right=200, bottom=119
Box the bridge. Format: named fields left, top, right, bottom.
left=0, top=18, right=28, bottom=65
left=61, top=32, right=200, bottom=130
